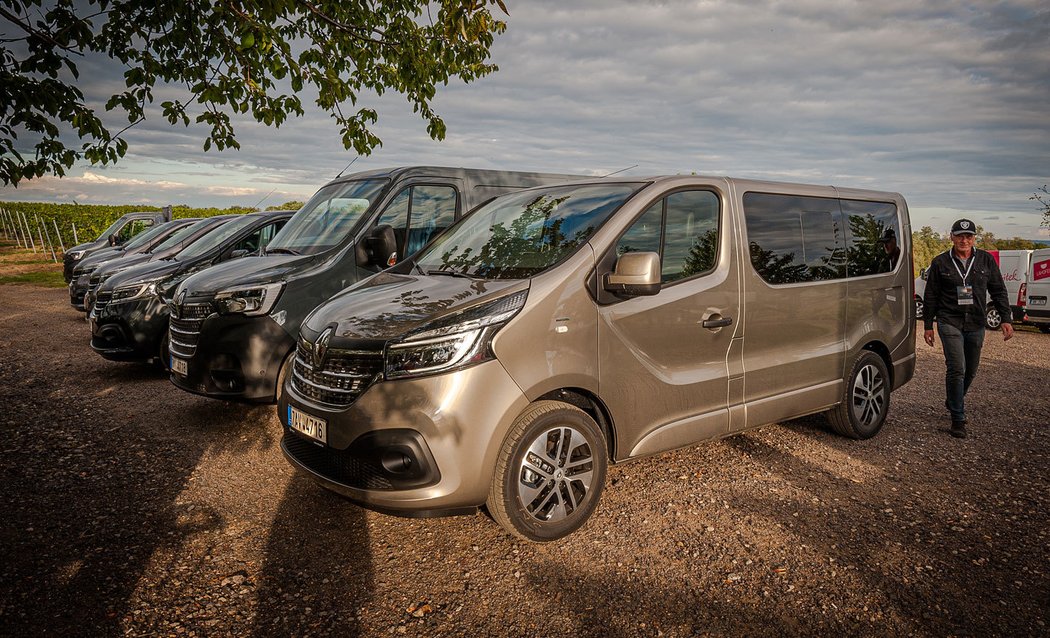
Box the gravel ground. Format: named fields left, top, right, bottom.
left=1, top=285, right=1047, bottom=637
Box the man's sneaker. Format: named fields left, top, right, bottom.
left=950, top=420, right=968, bottom=439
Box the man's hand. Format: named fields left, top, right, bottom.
left=924, top=329, right=935, bottom=346
left=1002, top=323, right=1014, bottom=341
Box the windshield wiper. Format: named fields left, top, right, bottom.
left=266, top=247, right=301, bottom=255
left=426, top=269, right=478, bottom=280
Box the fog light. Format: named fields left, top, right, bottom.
left=380, top=449, right=415, bottom=475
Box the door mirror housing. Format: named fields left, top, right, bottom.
left=604, top=251, right=661, bottom=297
left=108, top=233, right=120, bottom=246
left=357, top=224, right=398, bottom=269
left=230, top=248, right=250, bottom=259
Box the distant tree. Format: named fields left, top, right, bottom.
left=995, top=237, right=1041, bottom=250
left=0, top=0, right=508, bottom=186
left=911, top=226, right=950, bottom=275
left=1032, top=185, right=1050, bottom=228
left=267, top=201, right=304, bottom=211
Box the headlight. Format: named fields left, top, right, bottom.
left=111, top=281, right=158, bottom=302
left=214, top=282, right=284, bottom=316
left=68, top=250, right=86, bottom=260
left=383, top=290, right=527, bottom=380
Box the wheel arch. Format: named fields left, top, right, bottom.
left=535, top=387, right=618, bottom=462
left=859, top=340, right=893, bottom=389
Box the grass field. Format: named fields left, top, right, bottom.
left=0, top=239, right=66, bottom=288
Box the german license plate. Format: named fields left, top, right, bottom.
left=289, top=405, right=327, bottom=444
left=170, top=356, right=188, bottom=376
left=1031, top=297, right=1046, bottom=306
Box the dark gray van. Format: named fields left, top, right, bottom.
left=278, top=176, right=916, bottom=541
left=63, top=210, right=171, bottom=282
left=168, top=166, right=582, bottom=403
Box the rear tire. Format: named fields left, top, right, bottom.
left=985, top=308, right=1002, bottom=330
left=487, top=401, right=607, bottom=542
left=827, top=351, right=890, bottom=440
left=1039, top=325, right=1050, bottom=334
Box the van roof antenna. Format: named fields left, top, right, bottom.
left=335, top=156, right=359, bottom=179
left=250, top=188, right=276, bottom=211
left=599, top=164, right=638, bottom=178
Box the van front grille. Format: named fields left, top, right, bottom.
left=93, top=290, right=112, bottom=312
left=168, top=303, right=213, bottom=358
left=291, top=339, right=384, bottom=407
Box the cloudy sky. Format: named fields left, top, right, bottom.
left=3, top=0, right=1049, bottom=238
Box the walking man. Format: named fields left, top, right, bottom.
left=922, top=219, right=1013, bottom=438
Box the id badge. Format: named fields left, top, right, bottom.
left=957, top=284, right=974, bottom=306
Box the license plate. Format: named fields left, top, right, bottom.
left=1031, top=298, right=1046, bottom=306
left=170, top=356, right=188, bottom=376
left=288, top=405, right=327, bottom=444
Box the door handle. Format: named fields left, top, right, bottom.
left=702, top=316, right=733, bottom=329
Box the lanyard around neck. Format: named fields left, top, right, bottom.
left=950, top=250, right=975, bottom=284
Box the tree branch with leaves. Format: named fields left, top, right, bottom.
left=1032, top=184, right=1050, bottom=228
left=0, top=0, right=508, bottom=186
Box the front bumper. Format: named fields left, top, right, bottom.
left=278, top=359, right=531, bottom=515
left=169, top=313, right=296, bottom=402
left=68, top=279, right=89, bottom=311
left=90, top=296, right=169, bottom=362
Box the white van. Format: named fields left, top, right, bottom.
left=915, top=249, right=1032, bottom=329
left=1025, top=247, right=1050, bottom=333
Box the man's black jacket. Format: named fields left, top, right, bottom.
left=923, top=248, right=1011, bottom=331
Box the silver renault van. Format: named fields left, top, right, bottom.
left=278, top=176, right=916, bottom=541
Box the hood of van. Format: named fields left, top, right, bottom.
left=304, top=272, right=526, bottom=341
left=179, top=253, right=311, bottom=297
left=100, top=258, right=182, bottom=292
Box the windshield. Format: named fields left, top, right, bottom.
left=121, top=221, right=174, bottom=251
left=175, top=214, right=259, bottom=260
left=94, top=216, right=131, bottom=242
left=152, top=218, right=216, bottom=253
left=265, top=178, right=387, bottom=255
left=415, top=183, right=638, bottom=279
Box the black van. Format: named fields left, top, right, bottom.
left=90, top=211, right=292, bottom=366
left=169, top=166, right=583, bottom=402
left=69, top=218, right=198, bottom=311
left=63, top=210, right=171, bottom=282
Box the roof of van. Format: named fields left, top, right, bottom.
left=326, top=165, right=587, bottom=185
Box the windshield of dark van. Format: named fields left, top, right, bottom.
left=265, top=179, right=387, bottom=255
left=152, top=218, right=218, bottom=253
left=175, top=214, right=259, bottom=260
left=121, top=221, right=172, bottom=251
left=94, top=217, right=131, bottom=242
left=415, top=183, right=637, bottom=279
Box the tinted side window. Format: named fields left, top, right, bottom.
left=663, top=191, right=719, bottom=281
left=406, top=185, right=458, bottom=255
left=118, top=219, right=154, bottom=242
left=615, top=190, right=720, bottom=283
left=743, top=193, right=845, bottom=284
left=376, top=188, right=411, bottom=255
left=842, top=200, right=901, bottom=276
left=615, top=201, right=661, bottom=256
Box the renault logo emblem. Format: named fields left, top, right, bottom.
left=314, top=327, right=334, bottom=369
left=175, top=290, right=186, bottom=318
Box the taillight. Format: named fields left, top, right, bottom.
left=1018, top=282, right=1027, bottom=307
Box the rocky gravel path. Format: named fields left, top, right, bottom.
left=1, top=285, right=1047, bottom=637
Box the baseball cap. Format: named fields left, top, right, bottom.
left=951, top=219, right=976, bottom=236
left=877, top=228, right=897, bottom=243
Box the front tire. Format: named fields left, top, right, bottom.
left=827, top=351, right=890, bottom=440
left=487, top=401, right=607, bottom=542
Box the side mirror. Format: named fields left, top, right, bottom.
left=108, top=233, right=119, bottom=246
left=604, top=251, right=661, bottom=297
left=357, top=224, right=398, bottom=269
left=230, top=249, right=250, bottom=259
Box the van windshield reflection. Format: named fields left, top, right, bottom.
left=267, top=179, right=387, bottom=256
left=415, top=184, right=638, bottom=280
